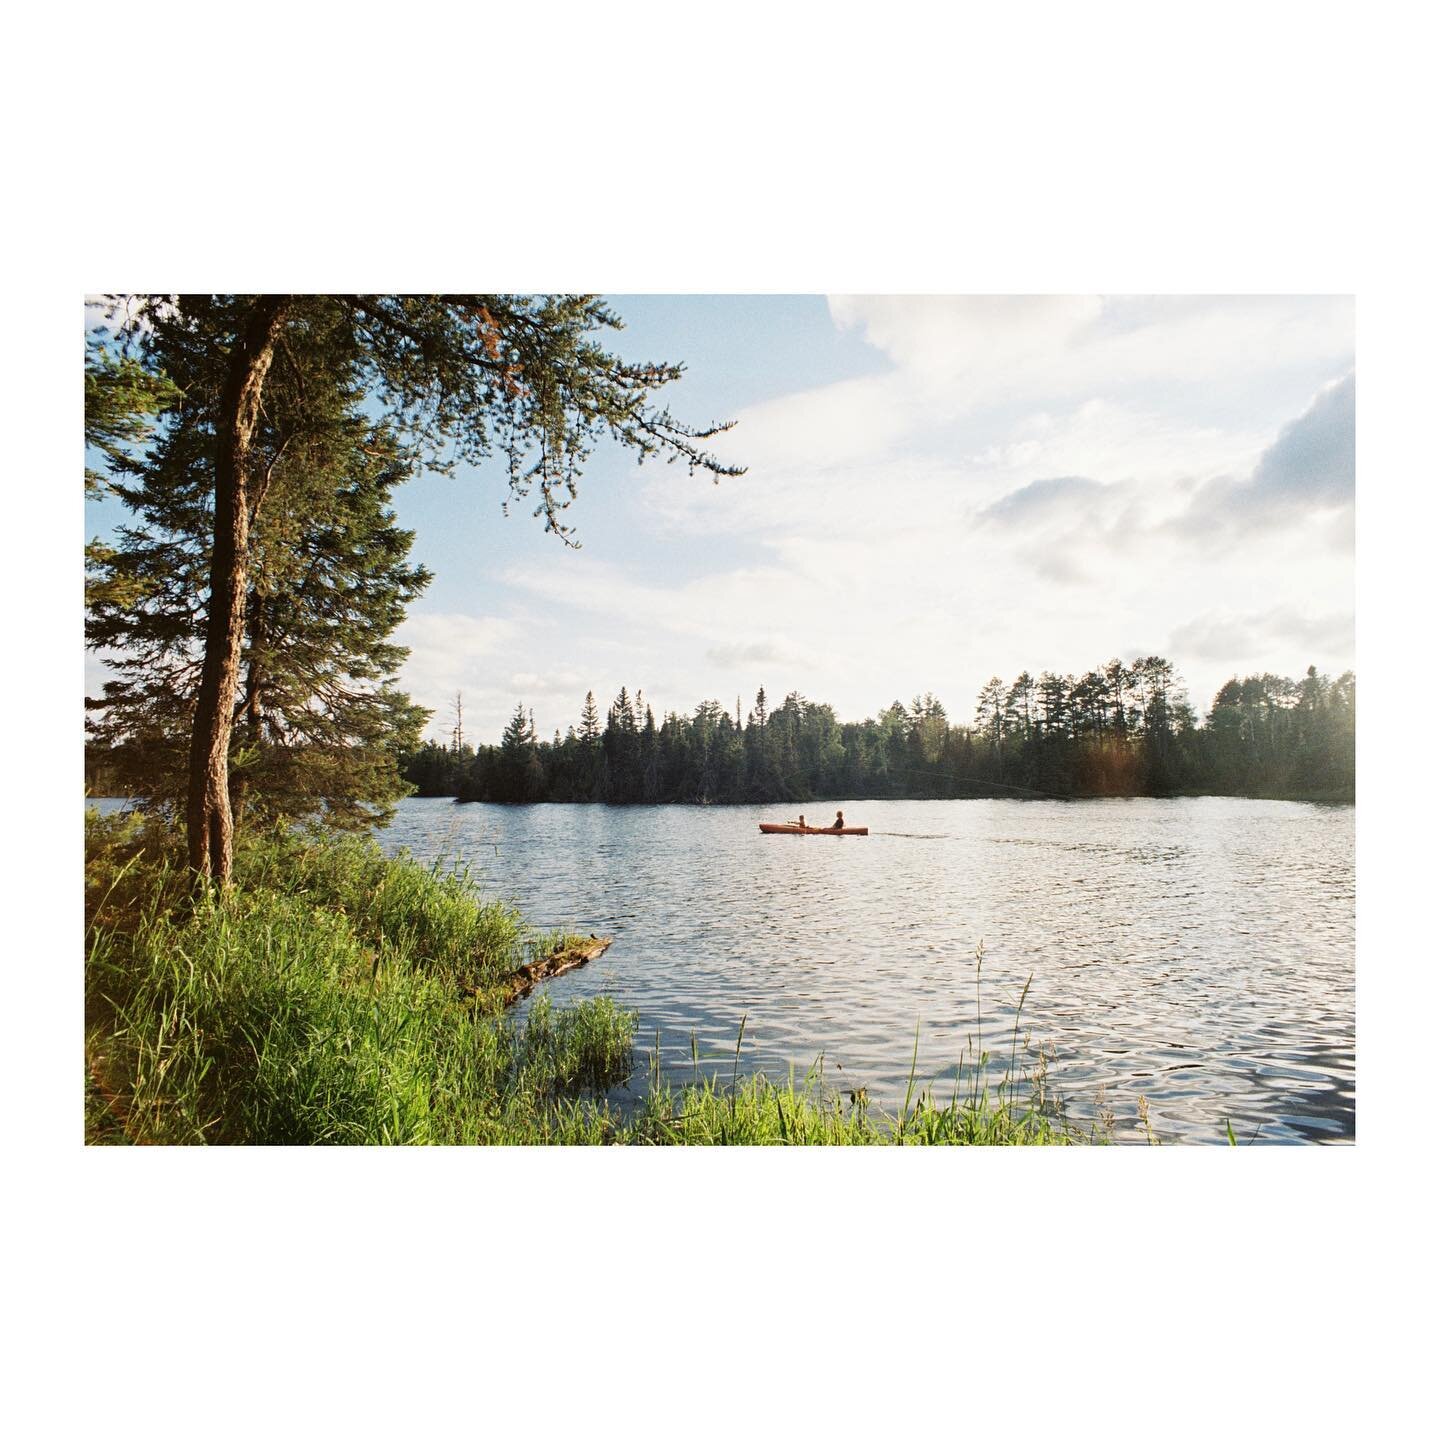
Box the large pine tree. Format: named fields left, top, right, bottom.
left=93, top=294, right=743, bottom=882
left=86, top=317, right=431, bottom=830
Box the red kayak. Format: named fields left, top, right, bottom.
left=759, top=822, right=869, bottom=836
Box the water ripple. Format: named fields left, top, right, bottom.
left=377, top=796, right=1355, bottom=1145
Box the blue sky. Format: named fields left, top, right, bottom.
left=86, top=295, right=1356, bottom=744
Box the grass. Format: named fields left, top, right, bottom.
left=613, top=945, right=1083, bottom=1145
left=85, top=811, right=634, bottom=1143
left=84, top=809, right=1082, bottom=1146
left=624, top=1049, right=1070, bottom=1145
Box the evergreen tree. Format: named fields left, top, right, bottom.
left=96, top=294, right=745, bottom=882
left=575, top=689, right=603, bottom=800
left=579, top=690, right=601, bottom=745
left=86, top=351, right=431, bottom=829
left=491, top=703, right=542, bottom=801
left=85, top=339, right=181, bottom=498
left=975, top=677, right=1006, bottom=752
left=1005, top=673, right=1036, bottom=738
left=401, top=657, right=1353, bottom=807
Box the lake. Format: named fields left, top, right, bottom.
left=376, top=795, right=1354, bottom=1144
left=88, top=793, right=1354, bottom=1142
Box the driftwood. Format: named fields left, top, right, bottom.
left=501, top=936, right=612, bottom=1006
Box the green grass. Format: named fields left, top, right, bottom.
left=625, top=1059, right=1070, bottom=1145
left=84, top=809, right=1078, bottom=1146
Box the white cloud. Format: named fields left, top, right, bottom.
left=979, top=474, right=1106, bottom=527
left=970, top=398, right=1270, bottom=495
left=508, top=669, right=586, bottom=695
left=1169, top=606, right=1354, bottom=672
left=705, top=639, right=798, bottom=668
left=401, top=297, right=1355, bottom=741
left=829, top=293, right=1103, bottom=393
left=1179, top=372, right=1355, bottom=535
left=395, top=611, right=518, bottom=724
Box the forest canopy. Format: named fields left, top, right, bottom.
left=385, top=659, right=1355, bottom=807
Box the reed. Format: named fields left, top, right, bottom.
left=84, top=808, right=1077, bottom=1146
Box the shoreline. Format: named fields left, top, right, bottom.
left=84, top=810, right=1078, bottom=1146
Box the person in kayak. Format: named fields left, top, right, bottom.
left=793, top=814, right=807, bottom=829
left=831, top=810, right=845, bottom=830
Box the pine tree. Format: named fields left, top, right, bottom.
left=96, top=294, right=744, bottom=882
left=86, top=352, right=431, bottom=829
left=84, top=340, right=180, bottom=498
left=975, top=677, right=1006, bottom=747
left=579, top=690, right=601, bottom=745
left=414, top=657, right=1352, bottom=806
left=494, top=703, right=541, bottom=801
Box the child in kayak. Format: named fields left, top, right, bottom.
left=832, top=810, right=845, bottom=829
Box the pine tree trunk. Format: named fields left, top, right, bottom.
left=186, top=297, right=289, bottom=883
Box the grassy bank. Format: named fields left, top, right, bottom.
left=85, top=810, right=1073, bottom=1145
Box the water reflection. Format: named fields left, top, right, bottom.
left=376, top=796, right=1354, bottom=1145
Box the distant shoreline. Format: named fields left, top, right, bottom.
left=87, top=788, right=1356, bottom=810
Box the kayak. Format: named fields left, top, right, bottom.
left=759, top=823, right=869, bottom=836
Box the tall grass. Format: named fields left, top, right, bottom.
left=619, top=949, right=1075, bottom=1146
left=85, top=811, right=634, bottom=1144
left=84, top=810, right=1079, bottom=1146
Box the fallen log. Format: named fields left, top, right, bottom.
left=501, top=936, right=613, bottom=1006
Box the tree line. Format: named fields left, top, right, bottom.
left=397, top=659, right=1355, bottom=806
left=85, top=296, right=1353, bottom=846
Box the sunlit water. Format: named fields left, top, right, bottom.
left=375, top=796, right=1354, bottom=1145
left=88, top=794, right=1355, bottom=1143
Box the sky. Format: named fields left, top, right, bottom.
left=85, top=295, right=1356, bottom=744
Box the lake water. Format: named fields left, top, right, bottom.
left=87, top=793, right=1355, bottom=1142
left=376, top=796, right=1355, bottom=1144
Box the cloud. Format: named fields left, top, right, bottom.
left=508, top=669, right=586, bottom=695
left=1247, top=371, right=1355, bottom=508
left=826, top=295, right=1353, bottom=411
left=710, top=371, right=917, bottom=471
left=975, top=469, right=1163, bottom=586
left=1169, top=606, right=1354, bottom=664
left=390, top=297, right=1354, bottom=742
left=979, top=475, right=1105, bottom=527
left=1178, top=372, right=1355, bottom=535
left=970, top=398, right=1270, bottom=494
left=829, top=294, right=1104, bottom=391
left=650, top=301, right=1339, bottom=557
left=394, top=611, right=518, bottom=718
left=1013, top=544, right=1096, bottom=587
left=705, top=639, right=795, bottom=668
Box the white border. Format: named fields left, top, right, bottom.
left=9, top=2, right=1433, bottom=1432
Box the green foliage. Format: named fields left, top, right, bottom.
left=408, top=661, right=1355, bottom=806
left=1204, top=666, right=1355, bottom=798
left=84, top=812, right=1078, bottom=1146
left=86, top=316, right=433, bottom=828
left=87, top=293, right=748, bottom=854
left=626, top=1065, right=1068, bottom=1146
left=84, top=341, right=180, bottom=496
left=328, top=294, right=746, bottom=542
left=513, top=994, right=636, bottom=1097
left=84, top=812, right=633, bottom=1143
left=106, top=293, right=745, bottom=543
